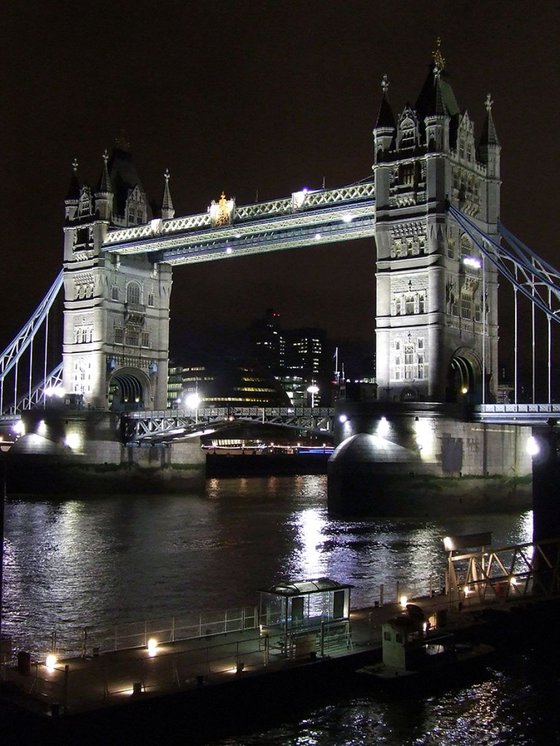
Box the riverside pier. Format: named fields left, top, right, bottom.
left=2, top=535, right=560, bottom=744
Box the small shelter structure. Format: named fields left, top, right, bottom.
left=259, top=578, right=353, bottom=657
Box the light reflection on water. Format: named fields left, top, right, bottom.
left=3, top=475, right=549, bottom=744
left=3, top=475, right=532, bottom=657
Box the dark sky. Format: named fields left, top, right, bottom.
left=2, top=1, right=559, bottom=375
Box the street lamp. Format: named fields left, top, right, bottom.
left=307, top=384, right=319, bottom=408
left=185, top=392, right=201, bottom=423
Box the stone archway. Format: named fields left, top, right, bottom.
left=108, top=367, right=151, bottom=411
left=447, top=348, right=482, bottom=403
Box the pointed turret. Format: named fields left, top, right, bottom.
left=479, top=93, right=500, bottom=177
left=423, top=66, right=450, bottom=153
left=64, top=158, right=80, bottom=220
left=416, top=39, right=460, bottom=150
left=94, top=150, right=114, bottom=221
left=373, top=75, right=396, bottom=163
left=161, top=169, right=175, bottom=220
left=107, top=141, right=152, bottom=226
left=479, top=93, right=501, bottom=219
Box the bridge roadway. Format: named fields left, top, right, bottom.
left=125, top=406, right=335, bottom=442
left=125, top=403, right=560, bottom=443
left=102, top=182, right=376, bottom=264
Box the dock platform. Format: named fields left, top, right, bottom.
left=1, top=589, right=557, bottom=745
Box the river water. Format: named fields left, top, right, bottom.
left=3, top=475, right=558, bottom=744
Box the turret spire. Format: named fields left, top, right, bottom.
left=374, top=74, right=396, bottom=130
left=97, top=149, right=112, bottom=194
left=432, top=36, right=446, bottom=73
left=480, top=93, right=500, bottom=147
left=161, top=169, right=175, bottom=220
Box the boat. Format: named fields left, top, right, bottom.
left=356, top=610, right=494, bottom=688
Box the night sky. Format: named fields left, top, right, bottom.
left=2, top=1, right=559, bottom=377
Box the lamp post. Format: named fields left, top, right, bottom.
left=307, top=384, right=319, bottom=408
left=185, top=392, right=201, bottom=424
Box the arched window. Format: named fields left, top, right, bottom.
left=126, top=282, right=141, bottom=305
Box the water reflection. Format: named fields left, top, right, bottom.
left=3, top=476, right=534, bottom=660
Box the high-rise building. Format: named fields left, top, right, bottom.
left=250, top=310, right=328, bottom=406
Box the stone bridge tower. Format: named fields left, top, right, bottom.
left=62, top=146, right=173, bottom=410
left=373, top=44, right=500, bottom=403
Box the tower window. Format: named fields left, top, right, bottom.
left=461, top=292, right=473, bottom=320
left=111, top=285, right=119, bottom=301
left=125, top=330, right=140, bottom=347
left=404, top=344, right=415, bottom=380
left=126, top=282, right=141, bottom=305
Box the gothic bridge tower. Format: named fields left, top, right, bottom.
left=373, top=43, right=500, bottom=403
left=62, top=145, right=173, bottom=410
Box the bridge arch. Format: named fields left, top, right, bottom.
left=446, top=347, right=481, bottom=403
left=108, top=367, right=151, bottom=411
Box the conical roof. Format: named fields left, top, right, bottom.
left=108, top=145, right=150, bottom=218
left=374, top=75, right=396, bottom=130
left=479, top=94, right=500, bottom=147
left=415, top=65, right=459, bottom=120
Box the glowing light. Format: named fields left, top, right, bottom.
left=307, top=384, right=319, bottom=407
left=46, top=654, right=57, bottom=670
left=414, top=417, right=435, bottom=458
left=314, top=233, right=321, bottom=240
left=461, top=386, right=469, bottom=395
left=527, top=436, right=540, bottom=457
left=292, top=188, right=309, bottom=209
left=13, top=420, right=25, bottom=436
left=399, top=594, right=408, bottom=609
left=338, top=414, right=348, bottom=423
left=37, top=420, right=47, bottom=436
left=185, top=392, right=201, bottom=409
left=45, top=385, right=65, bottom=398
left=147, top=638, right=158, bottom=657
left=443, top=536, right=454, bottom=552
left=377, top=416, right=390, bottom=438
left=463, top=256, right=481, bottom=269
left=64, top=432, right=82, bottom=451
left=342, top=214, right=353, bottom=223
left=225, top=246, right=232, bottom=254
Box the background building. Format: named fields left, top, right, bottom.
left=250, top=310, right=329, bottom=406
left=167, top=358, right=289, bottom=409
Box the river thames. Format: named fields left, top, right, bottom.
left=3, top=474, right=558, bottom=744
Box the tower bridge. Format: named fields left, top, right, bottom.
left=2, top=45, right=560, bottom=523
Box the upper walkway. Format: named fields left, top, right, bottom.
left=102, top=182, right=376, bottom=265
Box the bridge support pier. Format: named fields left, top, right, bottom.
left=531, top=425, right=560, bottom=593
left=532, top=425, right=560, bottom=542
